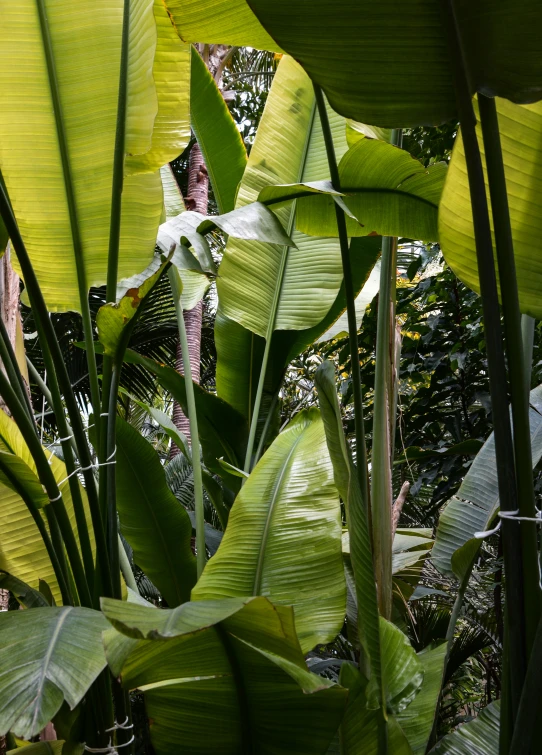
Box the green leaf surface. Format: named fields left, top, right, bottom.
left=217, top=55, right=348, bottom=338
left=246, top=1, right=542, bottom=127
left=294, top=140, right=446, bottom=241
left=0, top=607, right=108, bottom=738
left=0, top=1, right=188, bottom=311
left=0, top=411, right=93, bottom=603
left=192, top=409, right=345, bottom=653
left=396, top=644, right=447, bottom=753
left=102, top=595, right=346, bottom=755
left=432, top=383, right=542, bottom=577
left=8, top=743, right=65, bottom=755
left=190, top=46, right=247, bottom=213
left=339, top=664, right=413, bottom=755
left=0, top=572, right=49, bottom=609
left=164, top=0, right=281, bottom=50
left=160, top=164, right=185, bottom=219
left=197, top=202, right=294, bottom=246
left=123, top=350, right=248, bottom=491
left=440, top=99, right=542, bottom=318
left=116, top=418, right=196, bottom=607
left=429, top=701, right=500, bottom=755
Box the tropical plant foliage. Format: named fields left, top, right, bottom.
left=1, top=2, right=541, bottom=755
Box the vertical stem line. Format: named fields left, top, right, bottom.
left=313, top=84, right=370, bottom=505
left=478, top=93, right=541, bottom=654
left=441, top=0, right=526, bottom=723
left=0, top=317, right=35, bottom=427
left=169, top=269, right=206, bottom=578
left=371, top=235, right=395, bottom=619
left=521, top=315, right=535, bottom=393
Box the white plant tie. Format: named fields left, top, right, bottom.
left=48, top=447, right=117, bottom=503
left=106, top=717, right=134, bottom=732
left=475, top=508, right=542, bottom=539
left=84, top=734, right=135, bottom=753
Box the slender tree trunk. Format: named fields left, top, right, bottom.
left=170, top=44, right=230, bottom=452
left=170, top=142, right=208, bottom=451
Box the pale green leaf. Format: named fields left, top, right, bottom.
left=217, top=55, right=348, bottom=338
left=0, top=411, right=94, bottom=603
left=0, top=607, right=108, bottom=739
left=440, top=99, right=542, bottom=318
left=190, top=46, right=247, bottom=213
left=192, top=408, right=346, bottom=653
left=429, top=702, right=500, bottom=755
left=126, top=0, right=191, bottom=174
left=164, top=0, right=281, bottom=51
left=160, top=164, right=185, bottom=219
left=0, top=1, right=183, bottom=311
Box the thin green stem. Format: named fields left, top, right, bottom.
left=169, top=269, right=206, bottom=578
left=34, top=0, right=101, bottom=423
left=243, top=331, right=273, bottom=474
left=441, top=0, right=526, bottom=718
left=0, top=178, right=107, bottom=592
left=0, top=454, right=72, bottom=605
left=313, top=84, right=370, bottom=505
left=509, top=614, right=542, bottom=754
left=107, top=364, right=122, bottom=599
left=254, top=388, right=280, bottom=465
left=478, top=93, right=541, bottom=653
left=371, top=235, right=395, bottom=620
left=0, top=369, right=92, bottom=607
left=32, top=317, right=98, bottom=595
left=118, top=534, right=138, bottom=592
left=521, top=315, right=535, bottom=394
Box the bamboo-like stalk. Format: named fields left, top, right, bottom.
left=0, top=454, right=72, bottom=605
left=478, top=94, right=541, bottom=654
left=313, top=85, right=370, bottom=505
left=441, top=0, right=527, bottom=726
left=371, top=234, right=396, bottom=620
left=169, top=268, right=206, bottom=578
left=0, top=179, right=108, bottom=594
left=0, top=369, right=92, bottom=607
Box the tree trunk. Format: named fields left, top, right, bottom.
left=170, top=44, right=230, bottom=453
left=170, top=142, right=208, bottom=452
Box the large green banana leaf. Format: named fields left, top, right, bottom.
left=432, top=383, right=542, bottom=578
left=101, top=595, right=347, bottom=755
left=217, top=55, right=348, bottom=338
left=192, top=408, right=345, bottom=653
left=190, top=46, right=247, bottom=213
left=0, top=606, right=108, bottom=739
left=246, top=0, right=542, bottom=127
left=0, top=410, right=94, bottom=603
left=340, top=636, right=445, bottom=754
left=215, top=236, right=381, bottom=438
left=0, top=0, right=189, bottom=312
left=429, top=701, right=499, bottom=754
left=116, top=419, right=196, bottom=606
left=163, top=0, right=281, bottom=51
left=440, top=99, right=542, bottom=318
